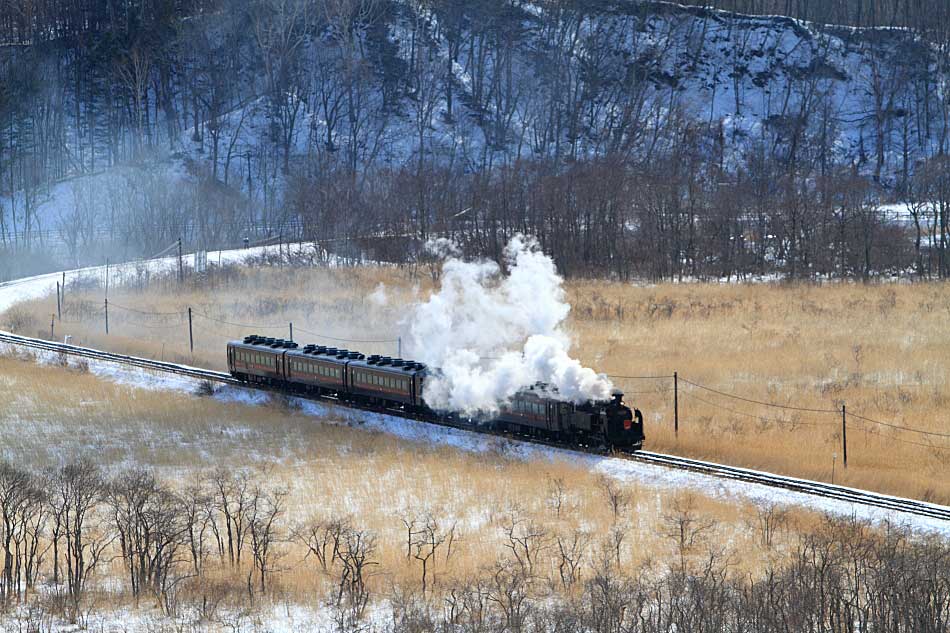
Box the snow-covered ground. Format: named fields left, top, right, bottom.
left=0, top=241, right=308, bottom=315
left=1, top=255, right=948, bottom=538
left=0, top=250, right=948, bottom=631
left=3, top=248, right=950, bottom=541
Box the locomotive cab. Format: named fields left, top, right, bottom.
left=603, top=391, right=644, bottom=451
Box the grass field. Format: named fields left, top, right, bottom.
left=8, top=263, right=950, bottom=505
left=0, top=354, right=797, bottom=607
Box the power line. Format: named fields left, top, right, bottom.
left=883, top=433, right=950, bottom=453
left=679, top=377, right=840, bottom=413
left=681, top=375, right=950, bottom=444
left=190, top=311, right=286, bottom=331
left=294, top=326, right=398, bottom=345
left=847, top=411, right=950, bottom=439
left=107, top=302, right=184, bottom=317
left=623, top=387, right=675, bottom=395
left=681, top=391, right=833, bottom=428
left=608, top=374, right=674, bottom=380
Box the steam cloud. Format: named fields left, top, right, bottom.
left=405, top=235, right=613, bottom=414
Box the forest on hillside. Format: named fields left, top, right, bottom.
left=0, top=0, right=949, bottom=280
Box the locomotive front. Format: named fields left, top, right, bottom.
left=603, top=391, right=644, bottom=450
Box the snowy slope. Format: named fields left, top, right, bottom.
left=168, top=0, right=941, bottom=180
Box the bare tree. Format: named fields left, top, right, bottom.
left=211, top=469, right=253, bottom=567
left=295, top=514, right=352, bottom=574
left=255, top=0, right=312, bottom=173
left=53, top=459, right=112, bottom=616
left=554, top=529, right=589, bottom=590
left=246, top=484, right=287, bottom=595
left=546, top=475, right=568, bottom=518
left=749, top=502, right=790, bottom=550
left=409, top=513, right=450, bottom=596
left=660, top=493, right=716, bottom=573
left=487, top=559, right=532, bottom=633
left=501, top=510, right=549, bottom=578
left=0, top=462, right=47, bottom=605
left=598, top=476, right=630, bottom=522
left=332, top=525, right=377, bottom=631
left=108, top=469, right=190, bottom=605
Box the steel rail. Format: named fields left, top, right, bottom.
left=625, top=451, right=950, bottom=522
left=2, top=331, right=948, bottom=523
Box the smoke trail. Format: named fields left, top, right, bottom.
left=405, top=235, right=613, bottom=414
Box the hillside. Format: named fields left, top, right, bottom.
left=1, top=0, right=949, bottom=279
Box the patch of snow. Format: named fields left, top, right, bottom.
left=1, top=254, right=947, bottom=538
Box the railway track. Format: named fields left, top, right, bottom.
left=2, top=330, right=949, bottom=524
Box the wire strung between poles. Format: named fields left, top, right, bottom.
left=679, top=377, right=839, bottom=413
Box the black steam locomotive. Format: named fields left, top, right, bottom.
left=227, top=335, right=644, bottom=450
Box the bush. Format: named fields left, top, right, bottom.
left=3, top=307, right=35, bottom=334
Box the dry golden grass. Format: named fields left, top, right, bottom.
left=11, top=265, right=950, bottom=504
left=0, top=354, right=799, bottom=603
left=567, top=280, right=950, bottom=505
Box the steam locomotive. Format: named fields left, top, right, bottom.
left=227, top=335, right=644, bottom=450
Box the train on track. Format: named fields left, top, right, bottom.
left=227, top=334, right=645, bottom=450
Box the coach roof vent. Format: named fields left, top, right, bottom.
left=367, top=354, right=382, bottom=365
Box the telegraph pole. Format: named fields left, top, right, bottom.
left=177, top=237, right=184, bottom=283
left=104, top=299, right=109, bottom=335
left=842, top=404, right=848, bottom=468
left=674, top=371, right=679, bottom=438
left=188, top=308, right=194, bottom=353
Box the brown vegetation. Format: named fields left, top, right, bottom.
left=0, top=355, right=947, bottom=632
left=12, top=263, right=950, bottom=504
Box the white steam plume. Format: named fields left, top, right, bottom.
left=405, top=235, right=613, bottom=414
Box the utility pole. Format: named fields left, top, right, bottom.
left=56, top=281, right=61, bottom=319
left=61, top=271, right=66, bottom=309
left=397, top=337, right=402, bottom=358
left=289, top=322, right=293, bottom=342
left=105, top=259, right=110, bottom=298
left=104, top=298, right=109, bottom=335
left=188, top=308, right=194, bottom=353
left=178, top=237, right=183, bottom=283
left=842, top=404, right=848, bottom=468
left=674, top=371, right=679, bottom=438
left=50, top=314, right=55, bottom=340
